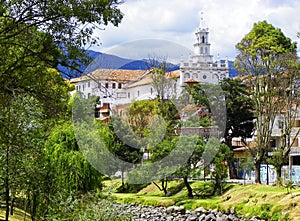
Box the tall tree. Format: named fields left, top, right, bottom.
left=220, top=78, right=255, bottom=179
left=235, top=20, right=297, bottom=183
left=267, top=52, right=300, bottom=183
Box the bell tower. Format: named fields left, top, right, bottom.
left=193, top=13, right=212, bottom=62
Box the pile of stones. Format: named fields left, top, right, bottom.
left=121, top=203, right=262, bottom=221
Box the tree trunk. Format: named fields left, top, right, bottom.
left=161, top=179, right=168, bottom=196
left=276, top=165, right=282, bottom=184
left=183, top=176, right=193, bottom=198
left=5, top=176, right=9, bottom=221
left=5, top=145, right=10, bottom=221
left=255, top=161, right=261, bottom=184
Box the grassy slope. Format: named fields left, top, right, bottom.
left=0, top=208, right=31, bottom=221
left=104, top=179, right=300, bottom=221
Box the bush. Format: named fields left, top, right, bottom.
left=45, top=192, right=132, bottom=221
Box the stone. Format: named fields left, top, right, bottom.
left=195, top=206, right=206, bottom=214
left=166, top=206, right=175, bottom=214
left=187, top=215, right=198, bottom=221
left=174, top=205, right=186, bottom=215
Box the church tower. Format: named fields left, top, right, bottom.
left=192, top=14, right=213, bottom=63
left=179, top=13, right=229, bottom=86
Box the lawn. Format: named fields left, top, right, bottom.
left=104, top=179, right=300, bottom=221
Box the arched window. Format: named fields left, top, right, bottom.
left=193, top=73, right=198, bottom=79
left=202, top=36, right=205, bottom=43
left=184, top=73, right=190, bottom=79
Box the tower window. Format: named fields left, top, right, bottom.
left=202, top=36, right=205, bottom=43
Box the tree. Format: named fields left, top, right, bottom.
left=220, top=78, right=255, bottom=179
left=0, top=68, right=72, bottom=221
left=267, top=53, right=300, bottom=183
left=235, top=20, right=297, bottom=184
left=173, top=136, right=205, bottom=198
left=1, top=0, right=123, bottom=77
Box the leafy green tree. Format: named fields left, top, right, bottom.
left=220, top=78, right=255, bottom=179
left=0, top=68, right=72, bottom=221
left=235, top=20, right=297, bottom=183
left=174, top=136, right=205, bottom=198
left=208, top=141, right=231, bottom=195
left=1, top=0, right=123, bottom=77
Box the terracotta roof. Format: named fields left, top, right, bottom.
left=166, top=70, right=181, bottom=79
left=69, top=69, right=149, bottom=83
left=185, top=78, right=200, bottom=84
left=125, top=75, right=153, bottom=89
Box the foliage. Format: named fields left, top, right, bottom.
left=45, top=191, right=132, bottom=221
left=205, top=139, right=231, bottom=195
left=0, top=0, right=123, bottom=77
left=44, top=121, right=103, bottom=193
left=234, top=20, right=297, bottom=183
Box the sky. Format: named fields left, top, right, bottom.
left=91, top=0, right=300, bottom=62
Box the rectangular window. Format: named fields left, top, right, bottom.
left=105, top=83, right=109, bottom=88
left=118, top=83, right=122, bottom=89
left=88, top=82, right=90, bottom=87
left=82, top=84, right=85, bottom=91
left=128, top=92, right=130, bottom=98
left=112, top=83, right=116, bottom=89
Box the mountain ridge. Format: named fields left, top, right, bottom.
left=58, top=49, right=238, bottom=79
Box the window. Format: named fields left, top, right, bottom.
left=150, top=88, right=153, bottom=95
left=88, top=82, right=90, bottom=87
left=128, top=92, right=130, bottom=98
left=82, top=84, right=85, bottom=91
left=202, top=36, right=205, bottom=43
left=137, top=91, right=140, bottom=96
left=112, top=83, right=116, bottom=89
left=184, top=73, right=190, bottom=79
left=203, top=75, right=207, bottom=79
left=88, top=93, right=91, bottom=98
left=278, top=120, right=284, bottom=129
left=105, top=83, right=109, bottom=88
left=118, top=83, right=122, bottom=89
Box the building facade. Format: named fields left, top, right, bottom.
left=70, top=22, right=229, bottom=109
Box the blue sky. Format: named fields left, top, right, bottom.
left=91, top=0, right=300, bottom=62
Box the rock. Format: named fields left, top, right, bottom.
left=230, top=206, right=235, bottom=214
left=166, top=206, right=175, bottom=214
left=195, top=206, right=206, bottom=214
left=187, top=215, right=198, bottom=221
left=174, top=205, right=186, bottom=215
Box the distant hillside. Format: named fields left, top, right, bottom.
left=58, top=49, right=239, bottom=79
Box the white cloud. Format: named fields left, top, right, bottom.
left=92, top=0, right=300, bottom=61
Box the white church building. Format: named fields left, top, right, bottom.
left=70, top=21, right=229, bottom=120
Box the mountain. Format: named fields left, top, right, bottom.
left=58, top=49, right=239, bottom=79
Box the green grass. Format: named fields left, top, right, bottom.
left=105, top=179, right=300, bottom=221
left=0, top=208, right=31, bottom=221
